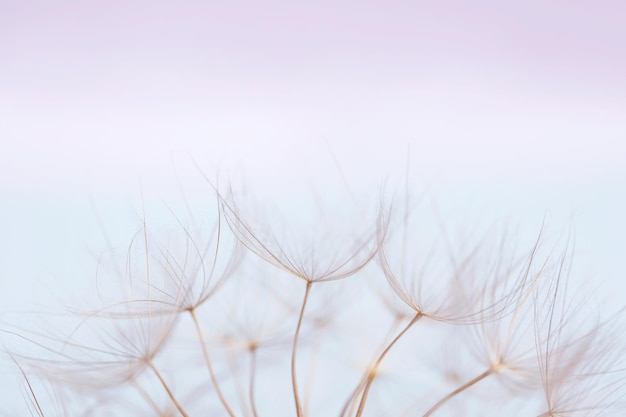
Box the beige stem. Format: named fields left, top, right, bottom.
left=249, top=347, right=259, bottom=417
left=190, top=308, right=237, bottom=417
left=292, top=281, right=313, bottom=417
left=421, top=368, right=493, bottom=417
left=147, top=360, right=189, bottom=417
left=354, top=312, right=422, bottom=417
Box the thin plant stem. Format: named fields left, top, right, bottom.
left=189, top=308, right=237, bottom=417
left=338, top=315, right=403, bottom=417
left=339, top=383, right=360, bottom=417
left=131, top=378, right=164, bottom=415
left=15, top=360, right=45, bottom=417
left=354, top=312, right=422, bottom=417
left=421, top=368, right=493, bottom=417
left=292, top=281, right=313, bottom=417
left=147, top=360, right=189, bottom=417
left=249, top=347, right=259, bottom=417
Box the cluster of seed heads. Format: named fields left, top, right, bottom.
left=3, top=182, right=625, bottom=417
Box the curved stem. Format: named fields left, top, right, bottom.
left=131, top=378, right=163, bottom=415
left=147, top=360, right=189, bottom=417
left=249, top=348, right=259, bottom=417
left=338, top=316, right=403, bottom=417
left=292, top=281, right=313, bottom=417
left=189, top=308, right=237, bottom=417
left=15, top=360, right=45, bottom=417
left=340, top=378, right=367, bottom=417
left=421, top=368, right=493, bottom=417
left=354, top=312, right=422, bottom=417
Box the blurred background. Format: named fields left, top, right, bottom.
left=1, top=0, right=625, bottom=413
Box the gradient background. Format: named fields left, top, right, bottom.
left=1, top=0, right=625, bottom=412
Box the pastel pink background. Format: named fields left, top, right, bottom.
left=1, top=0, right=625, bottom=192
